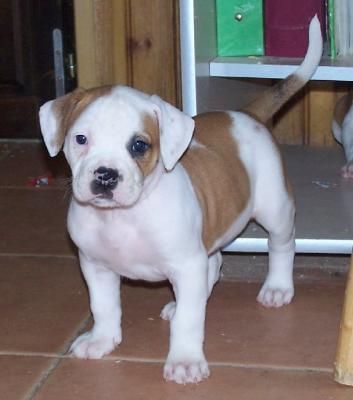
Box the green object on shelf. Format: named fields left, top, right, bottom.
left=328, top=0, right=336, bottom=58
left=216, top=0, right=264, bottom=56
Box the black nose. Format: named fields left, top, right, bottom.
left=91, top=166, right=119, bottom=196
left=95, top=166, right=119, bottom=183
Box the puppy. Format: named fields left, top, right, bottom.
left=39, top=17, right=322, bottom=384
left=332, top=92, right=353, bottom=179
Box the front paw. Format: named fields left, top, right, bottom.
left=69, top=330, right=121, bottom=359
left=257, top=282, right=294, bottom=308
left=341, top=162, right=353, bottom=179
left=164, top=356, right=210, bottom=384
left=160, top=301, right=176, bottom=321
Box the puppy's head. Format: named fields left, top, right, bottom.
left=39, top=85, right=194, bottom=208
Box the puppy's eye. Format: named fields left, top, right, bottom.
left=130, top=138, right=150, bottom=157
left=76, top=135, right=87, bottom=145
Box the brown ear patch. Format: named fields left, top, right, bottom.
left=181, top=112, right=250, bottom=251
left=134, top=114, right=161, bottom=177
left=52, top=85, right=113, bottom=151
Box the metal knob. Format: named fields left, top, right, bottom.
left=234, top=13, right=243, bottom=22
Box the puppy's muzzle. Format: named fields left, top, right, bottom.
left=91, top=166, right=120, bottom=198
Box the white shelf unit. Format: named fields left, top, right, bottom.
left=179, top=0, right=353, bottom=254
left=211, top=56, right=353, bottom=81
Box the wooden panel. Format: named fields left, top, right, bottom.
left=127, top=0, right=180, bottom=105
left=74, top=0, right=114, bottom=88
left=305, top=82, right=350, bottom=147
left=305, top=82, right=337, bottom=147
left=74, top=0, right=129, bottom=88
left=92, top=0, right=115, bottom=86
left=112, top=0, right=129, bottom=84
left=74, top=0, right=97, bottom=87
left=271, top=81, right=351, bottom=147
left=74, top=0, right=180, bottom=106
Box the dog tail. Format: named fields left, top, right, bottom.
left=241, top=15, right=323, bottom=124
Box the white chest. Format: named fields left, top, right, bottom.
left=67, top=201, right=168, bottom=281
left=66, top=166, right=208, bottom=281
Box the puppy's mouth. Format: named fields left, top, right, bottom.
left=73, top=183, right=117, bottom=208
left=88, top=174, right=117, bottom=207
left=72, top=170, right=143, bottom=209
left=91, top=185, right=114, bottom=200
left=91, top=195, right=118, bottom=208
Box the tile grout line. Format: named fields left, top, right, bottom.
left=23, top=315, right=92, bottom=400
left=0, top=253, right=77, bottom=259
left=98, top=357, right=335, bottom=375
left=0, top=186, right=66, bottom=190
left=62, top=315, right=93, bottom=354
left=24, top=356, right=63, bottom=400
left=0, top=351, right=333, bottom=375
left=0, top=138, right=41, bottom=143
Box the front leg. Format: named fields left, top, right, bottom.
left=164, top=255, right=209, bottom=384
left=70, top=252, right=122, bottom=359
left=341, top=160, right=353, bottom=179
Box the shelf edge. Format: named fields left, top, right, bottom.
left=210, top=61, right=353, bottom=81
left=223, top=238, right=353, bottom=254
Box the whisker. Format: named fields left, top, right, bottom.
left=55, top=176, right=73, bottom=199
left=55, top=176, right=72, bottom=188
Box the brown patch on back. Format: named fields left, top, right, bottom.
left=181, top=112, right=250, bottom=251
left=134, top=114, right=161, bottom=177
left=334, top=92, right=353, bottom=126
left=51, top=85, right=113, bottom=151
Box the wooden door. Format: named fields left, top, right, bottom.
left=74, top=0, right=180, bottom=107
left=0, top=0, right=76, bottom=139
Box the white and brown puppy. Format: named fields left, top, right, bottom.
left=332, top=92, right=353, bottom=179
left=39, top=17, right=322, bottom=384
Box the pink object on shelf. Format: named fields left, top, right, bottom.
left=264, top=0, right=326, bottom=57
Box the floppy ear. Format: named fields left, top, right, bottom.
left=150, top=95, right=195, bottom=171
left=39, top=88, right=85, bottom=157
left=39, top=100, right=62, bottom=157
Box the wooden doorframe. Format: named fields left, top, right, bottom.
left=74, top=0, right=129, bottom=89
left=73, top=0, right=181, bottom=107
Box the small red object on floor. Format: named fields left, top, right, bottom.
left=26, top=172, right=54, bottom=187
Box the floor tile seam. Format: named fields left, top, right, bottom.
left=0, top=351, right=65, bottom=358
left=108, top=357, right=334, bottom=374
left=0, top=351, right=333, bottom=375
left=0, top=186, right=66, bottom=191
left=63, top=315, right=93, bottom=355
left=0, top=323, right=90, bottom=361
left=0, top=139, right=41, bottom=143
left=0, top=252, right=77, bottom=259
left=24, top=356, right=63, bottom=400
left=0, top=315, right=92, bottom=361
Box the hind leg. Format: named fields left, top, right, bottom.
left=161, top=251, right=222, bottom=321
left=255, top=195, right=295, bottom=308
left=207, top=251, right=222, bottom=294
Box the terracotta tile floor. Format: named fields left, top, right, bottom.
left=1, top=142, right=352, bottom=399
